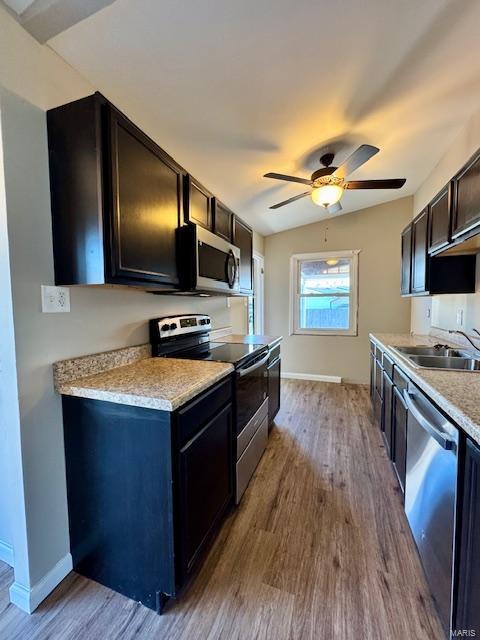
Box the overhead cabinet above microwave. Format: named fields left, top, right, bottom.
left=47, top=92, right=254, bottom=294
left=47, top=93, right=183, bottom=290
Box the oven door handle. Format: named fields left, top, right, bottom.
left=403, top=390, right=455, bottom=450
left=238, top=353, right=269, bottom=377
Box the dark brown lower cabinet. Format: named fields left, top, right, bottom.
left=392, top=386, right=407, bottom=495
left=454, top=438, right=480, bottom=637
left=374, top=355, right=383, bottom=427
left=267, top=356, right=281, bottom=426
left=382, top=370, right=393, bottom=456
left=369, top=352, right=375, bottom=403
left=62, top=377, right=234, bottom=613
left=177, top=403, right=233, bottom=583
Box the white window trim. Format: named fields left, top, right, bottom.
left=289, top=249, right=360, bottom=337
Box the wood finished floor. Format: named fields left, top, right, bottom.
left=0, top=381, right=444, bottom=639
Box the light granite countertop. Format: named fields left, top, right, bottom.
left=370, top=332, right=480, bottom=445
left=56, top=356, right=234, bottom=412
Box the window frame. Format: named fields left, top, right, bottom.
left=289, top=249, right=360, bottom=337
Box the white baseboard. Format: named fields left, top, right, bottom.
left=9, top=552, right=72, bottom=613
left=0, top=540, right=14, bottom=567
left=281, top=372, right=342, bottom=383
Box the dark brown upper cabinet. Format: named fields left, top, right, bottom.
left=452, top=149, right=480, bottom=242
left=213, top=199, right=233, bottom=242
left=233, top=216, right=253, bottom=293
left=411, top=209, right=429, bottom=294
left=47, top=93, right=183, bottom=289
left=400, top=224, right=412, bottom=296
left=428, top=183, right=451, bottom=255
left=109, top=109, right=183, bottom=285
left=400, top=214, right=475, bottom=297
left=183, top=175, right=213, bottom=230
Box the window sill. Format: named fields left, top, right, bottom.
left=291, top=329, right=358, bottom=337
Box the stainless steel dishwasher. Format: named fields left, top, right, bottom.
left=403, top=382, right=459, bottom=637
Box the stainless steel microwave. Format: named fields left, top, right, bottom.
left=177, top=224, right=240, bottom=295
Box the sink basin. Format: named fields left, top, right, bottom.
left=407, top=355, right=480, bottom=370
left=394, top=345, right=466, bottom=357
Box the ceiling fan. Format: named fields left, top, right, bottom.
left=264, top=145, right=406, bottom=214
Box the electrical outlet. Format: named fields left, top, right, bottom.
left=456, top=309, right=464, bottom=327
left=41, top=285, right=70, bottom=313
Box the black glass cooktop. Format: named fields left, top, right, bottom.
left=171, top=342, right=266, bottom=367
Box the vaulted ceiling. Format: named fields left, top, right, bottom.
left=36, top=0, right=480, bottom=233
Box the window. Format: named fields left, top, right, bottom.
left=290, top=250, right=359, bottom=336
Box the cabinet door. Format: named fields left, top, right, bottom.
left=454, top=438, right=480, bottom=637
left=177, top=403, right=233, bottom=582
left=233, top=217, right=253, bottom=292
left=429, top=184, right=451, bottom=254
left=267, top=358, right=281, bottom=425
left=108, top=108, right=182, bottom=285
left=452, top=151, right=480, bottom=240
left=400, top=224, right=412, bottom=295
left=392, top=386, right=407, bottom=495
left=184, top=175, right=213, bottom=230
left=213, top=200, right=233, bottom=242
left=411, top=209, right=429, bottom=294
left=370, top=352, right=375, bottom=403
left=382, top=372, right=393, bottom=457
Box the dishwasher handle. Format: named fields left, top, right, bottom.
left=403, top=390, right=455, bottom=451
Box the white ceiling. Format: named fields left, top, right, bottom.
left=47, top=0, right=480, bottom=235
left=3, top=0, right=35, bottom=13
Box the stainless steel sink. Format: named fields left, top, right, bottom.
left=394, top=345, right=467, bottom=357
left=390, top=344, right=480, bottom=371
left=405, top=355, right=480, bottom=370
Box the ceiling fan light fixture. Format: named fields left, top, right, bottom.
left=311, top=184, right=343, bottom=208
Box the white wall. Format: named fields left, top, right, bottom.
left=264, top=198, right=412, bottom=383
left=0, top=100, right=26, bottom=571
left=411, top=107, right=480, bottom=335
left=0, top=2, right=255, bottom=609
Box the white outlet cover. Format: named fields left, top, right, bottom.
left=456, top=309, right=464, bottom=327
left=41, top=285, right=70, bottom=313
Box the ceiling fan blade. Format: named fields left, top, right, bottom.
left=269, top=191, right=311, bottom=209
left=332, top=145, right=380, bottom=179
left=327, top=202, right=342, bottom=214
left=264, top=172, right=312, bottom=186
left=344, top=178, right=406, bottom=190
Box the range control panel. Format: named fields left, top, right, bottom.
left=150, top=314, right=211, bottom=341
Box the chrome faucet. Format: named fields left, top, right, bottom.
left=448, top=329, right=480, bottom=350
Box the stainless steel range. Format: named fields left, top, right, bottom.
left=150, top=315, right=269, bottom=503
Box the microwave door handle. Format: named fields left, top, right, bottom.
left=403, top=390, right=455, bottom=450
left=226, top=250, right=236, bottom=288
left=238, top=353, right=269, bottom=377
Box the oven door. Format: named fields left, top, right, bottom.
left=236, top=352, right=268, bottom=436
left=196, top=226, right=240, bottom=293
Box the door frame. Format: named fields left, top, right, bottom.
left=252, top=252, right=265, bottom=334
